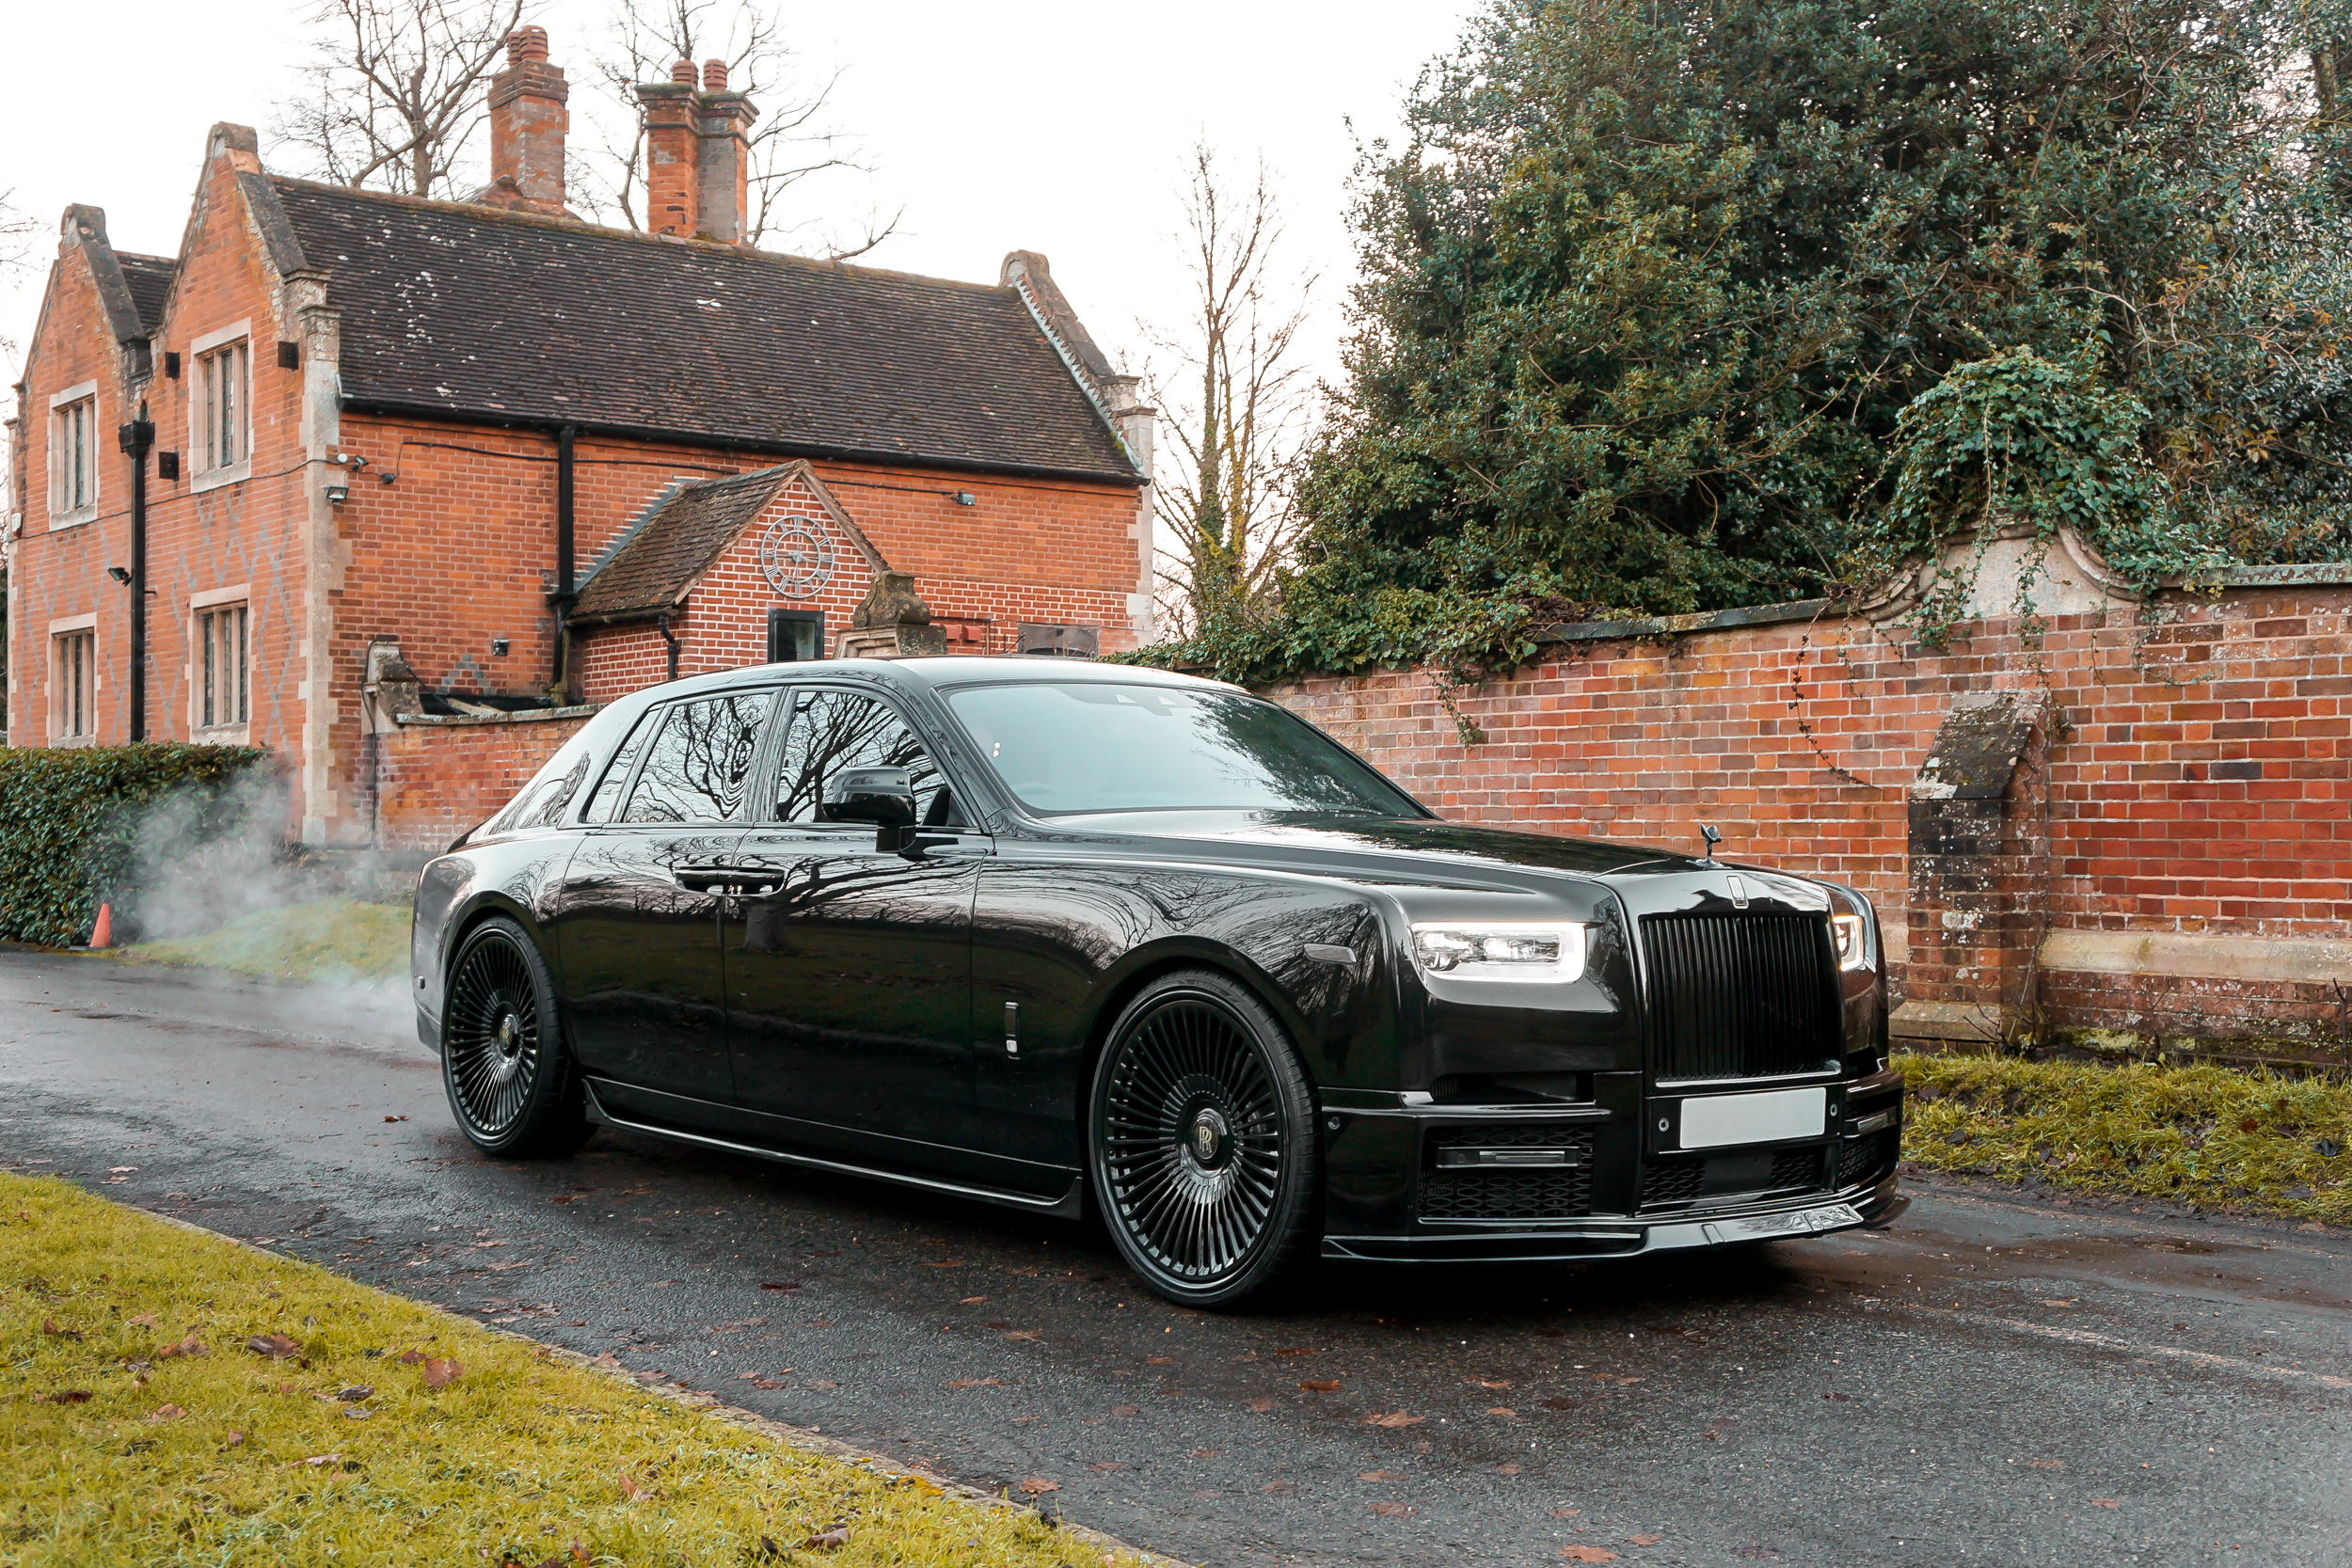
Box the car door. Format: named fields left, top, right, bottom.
left=549, top=687, right=777, bottom=1107
left=721, top=687, right=991, bottom=1172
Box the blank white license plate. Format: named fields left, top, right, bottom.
left=1677, top=1085, right=1826, bottom=1150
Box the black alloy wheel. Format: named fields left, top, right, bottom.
left=441, top=917, right=591, bottom=1158
left=1089, top=969, right=1318, bottom=1307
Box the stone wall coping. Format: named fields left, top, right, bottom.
left=1528, top=562, right=2352, bottom=647
left=391, top=704, right=601, bottom=728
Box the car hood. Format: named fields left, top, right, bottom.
left=1046, top=811, right=1713, bottom=887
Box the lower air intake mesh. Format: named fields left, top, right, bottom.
left=1419, top=1127, right=1597, bottom=1221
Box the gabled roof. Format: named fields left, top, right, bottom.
left=567, top=462, right=883, bottom=626
left=264, top=179, right=1142, bottom=485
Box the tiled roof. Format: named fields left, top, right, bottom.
left=117, top=254, right=175, bottom=332
left=267, top=180, right=1140, bottom=483
left=569, top=467, right=791, bottom=624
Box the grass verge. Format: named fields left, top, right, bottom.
left=0, top=1172, right=1137, bottom=1567
left=1897, top=1052, right=2352, bottom=1223
left=110, top=896, right=408, bottom=984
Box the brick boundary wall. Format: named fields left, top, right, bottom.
left=373, top=709, right=592, bottom=851
left=1264, top=578, right=2352, bottom=1066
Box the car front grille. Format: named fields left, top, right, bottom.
left=1419, top=1126, right=1596, bottom=1222
left=1640, top=912, right=1843, bottom=1082
left=1641, top=1147, right=1825, bottom=1212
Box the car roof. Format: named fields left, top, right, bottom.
left=641, top=655, right=1246, bottom=703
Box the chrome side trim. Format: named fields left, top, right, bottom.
left=580, top=1085, right=1084, bottom=1219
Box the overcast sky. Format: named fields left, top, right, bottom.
left=3, top=0, right=1481, bottom=410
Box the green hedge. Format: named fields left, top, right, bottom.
left=0, top=744, right=271, bottom=946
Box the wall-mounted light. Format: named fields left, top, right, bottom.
left=491, top=638, right=511, bottom=657
left=951, top=491, right=977, bottom=507
left=324, top=483, right=350, bottom=504
left=106, top=565, right=131, bottom=584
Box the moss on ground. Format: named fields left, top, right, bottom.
left=1897, top=1052, right=2352, bottom=1223
left=111, top=897, right=408, bottom=984
left=0, top=1173, right=1132, bottom=1567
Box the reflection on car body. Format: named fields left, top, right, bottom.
left=413, top=657, right=1904, bottom=1307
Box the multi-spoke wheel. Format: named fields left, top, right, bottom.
left=1089, top=969, right=1318, bottom=1307
left=441, top=917, right=591, bottom=1158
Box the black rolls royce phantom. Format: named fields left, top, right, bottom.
left=413, top=657, right=1905, bottom=1307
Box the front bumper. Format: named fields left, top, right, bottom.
left=1322, top=1169, right=1905, bottom=1262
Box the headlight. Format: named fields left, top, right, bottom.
left=1824, top=887, right=1875, bottom=973
left=1409, top=922, right=1586, bottom=983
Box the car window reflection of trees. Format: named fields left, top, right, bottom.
left=623, top=693, right=774, bottom=822
left=774, top=692, right=950, bottom=824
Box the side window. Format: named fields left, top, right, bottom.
left=772, top=690, right=952, bottom=826
left=621, top=690, right=776, bottom=824
left=579, top=708, right=660, bottom=824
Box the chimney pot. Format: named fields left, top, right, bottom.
left=506, top=24, right=548, bottom=65
left=671, top=58, right=696, bottom=84
left=703, top=58, right=729, bottom=90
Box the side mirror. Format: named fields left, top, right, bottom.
left=821, top=766, right=917, bottom=832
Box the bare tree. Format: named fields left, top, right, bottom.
left=1140, top=146, right=1319, bottom=640
left=576, top=0, right=897, bottom=255
left=0, top=188, right=38, bottom=364
left=271, top=0, right=525, bottom=198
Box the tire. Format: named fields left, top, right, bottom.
left=441, top=916, right=593, bottom=1159
left=1088, top=969, right=1320, bottom=1308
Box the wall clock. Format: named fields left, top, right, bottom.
left=758, top=515, right=836, bottom=599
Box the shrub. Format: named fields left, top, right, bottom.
left=0, top=744, right=272, bottom=946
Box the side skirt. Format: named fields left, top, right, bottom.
left=581, top=1081, right=1086, bottom=1221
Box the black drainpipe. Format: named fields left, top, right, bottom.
left=656, top=610, right=681, bottom=682
left=551, top=423, right=577, bottom=690
left=117, top=405, right=154, bottom=742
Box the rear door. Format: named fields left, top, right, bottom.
left=550, top=688, right=777, bottom=1105
left=721, top=687, right=988, bottom=1171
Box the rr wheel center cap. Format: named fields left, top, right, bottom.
left=1187, top=1107, right=1232, bottom=1169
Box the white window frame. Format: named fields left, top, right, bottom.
left=187, top=584, right=253, bottom=738
left=48, top=380, right=100, bottom=528
left=49, top=613, right=98, bottom=747
left=188, top=321, right=254, bottom=494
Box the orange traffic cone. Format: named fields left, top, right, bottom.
left=89, top=903, right=113, bottom=949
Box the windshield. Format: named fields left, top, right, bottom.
left=943, top=681, right=1423, bottom=817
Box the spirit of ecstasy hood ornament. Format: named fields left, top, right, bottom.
left=1697, top=823, right=1722, bottom=865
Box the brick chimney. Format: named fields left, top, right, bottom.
left=638, top=60, right=701, bottom=237
left=636, top=57, right=759, bottom=242
left=480, top=26, right=571, bottom=216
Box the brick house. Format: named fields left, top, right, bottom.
left=3, top=28, right=1154, bottom=845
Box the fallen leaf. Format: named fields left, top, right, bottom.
left=40, top=1319, right=82, bottom=1340
left=1089, top=1460, right=1127, bottom=1471
left=108, top=1166, right=136, bottom=1174
left=805, top=1380, right=838, bottom=1391
left=1147, top=1354, right=1174, bottom=1364
left=395, top=1350, right=426, bottom=1365
left=1631, top=1534, right=1663, bottom=1546
left=801, top=1525, right=851, bottom=1550
left=1551, top=1508, right=1581, bottom=1518
left=299, top=1453, right=342, bottom=1467
left=1193, top=1448, right=1218, bottom=1458
left=383, top=1115, right=407, bottom=1123
left=420, top=1356, right=462, bottom=1389
left=1016, top=1479, right=1059, bottom=1496
left=2026, top=1458, right=2063, bottom=1470
left=1360, top=1469, right=1406, bottom=1482
left=1108, top=1403, right=1141, bottom=1416
left=1496, top=1462, right=1522, bottom=1475
left=1542, top=1397, right=1582, bottom=1412
left=590, top=1352, right=623, bottom=1370
left=1260, top=1479, right=1296, bottom=1494
left=1560, top=1548, right=1617, bottom=1563
left=1364, top=1411, right=1424, bottom=1428
left=759, top=1281, right=802, bottom=1292
left=959, top=1296, right=988, bottom=1306
left=1470, top=1378, right=1512, bottom=1389
left=737, top=1370, right=758, bottom=1380
left=752, top=1379, right=784, bottom=1389
left=1371, top=1500, right=1415, bottom=1517
left=38, top=1389, right=95, bottom=1404
left=1488, top=1406, right=1518, bottom=1417
left=2038, top=1299, right=2077, bottom=1307
left=127, top=1313, right=158, bottom=1328
left=2090, top=1498, right=2120, bottom=1509
left=929, top=1259, right=962, bottom=1268
left=617, top=1469, right=654, bottom=1502
left=1005, top=1330, right=1040, bottom=1342
left=757, top=1536, right=782, bottom=1560
left=246, top=1334, right=300, bottom=1360
left=222, top=1431, right=246, bottom=1447
left=946, top=1378, right=1004, bottom=1390
left=335, top=1385, right=373, bottom=1402
left=1276, top=1347, right=1319, bottom=1355
left=1300, top=1379, right=1342, bottom=1393
left=1245, top=1397, right=1277, bottom=1412
left=157, top=1332, right=208, bottom=1359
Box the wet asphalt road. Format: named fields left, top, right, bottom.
left=5, top=951, right=2349, bottom=1567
